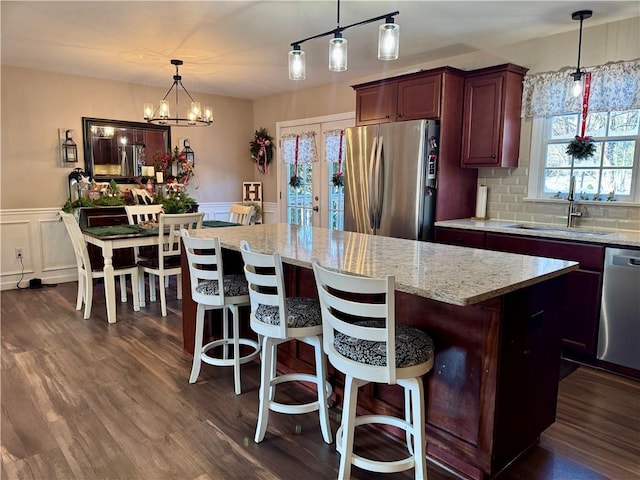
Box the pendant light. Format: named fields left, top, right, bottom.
left=288, top=0, right=399, bottom=80
left=570, top=10, right=593, bottom=98
left=144, top=59, right=213, bottom=126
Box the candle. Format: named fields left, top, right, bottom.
left=156, top=171, right=164, bottom=184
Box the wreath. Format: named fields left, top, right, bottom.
left=566, top=136, right=596, bottom=160
left=249, top=128, right=274, bottom=174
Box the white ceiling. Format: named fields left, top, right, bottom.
left=2, top=1, right=639, bottom=100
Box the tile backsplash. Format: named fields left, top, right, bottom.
left=477, top=167, right=640, bottom=232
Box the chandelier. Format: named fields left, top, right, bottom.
left=144, top=59, right=213, bottom=126
left=288, top=0, right=399, bottom=80
left=570, top=10, right=593, bottom=97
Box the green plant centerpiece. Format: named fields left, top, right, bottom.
left=157, top=190, right=197, bottom=214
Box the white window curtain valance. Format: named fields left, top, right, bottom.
left=521, top=59, right=640, bottom=118
left=324, top=129, right=346, bottom=163
left=281, top=132, right=318, bottom=164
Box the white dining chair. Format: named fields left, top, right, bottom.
left=312, top=259, right=435, bottom=480
left=227, top=204, right=255, bottom=225
left=125, top=204, right=164, bottom=306
left=60, top=211, right=140, bottom=319
left=137, top=212, right=204, bottom=316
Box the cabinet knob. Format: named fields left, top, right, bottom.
left=491, top=154, right=497, bottom=159
left=385, top=115, right=390, bottom=119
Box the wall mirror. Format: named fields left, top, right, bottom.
left=82, top=117, right=171, bottom=182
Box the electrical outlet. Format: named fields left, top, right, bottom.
left=15, top=248, right=24, bottom=259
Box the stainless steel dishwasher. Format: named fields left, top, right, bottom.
left=597, top=247, right=640, bottom=370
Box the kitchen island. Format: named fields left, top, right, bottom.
left=181, top=223, right=578, bottom=479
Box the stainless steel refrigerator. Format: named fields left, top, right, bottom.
left=344, top=119, right=439, bottom=241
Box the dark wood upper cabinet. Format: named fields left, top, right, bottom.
left=461, top=64, right=528, bottom=168
left=354, top=82, right=397, bottom=125
left=353, top=68, right=461, bottom=126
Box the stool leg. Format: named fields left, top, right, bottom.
left=311, top=335, right=333, bottom=444
left=255, top=336, right=274, bottom=443
left=408, top=378, right=427, bottom=479
left=189, top=303, right=206, bottom=383
left=405, top=384, right=414, bottom=455
left=269, top=342, right=277, bottom=401
left=222, top=307, right=230, bottom=360
left=231, top=305, right=242, bottom=395
left=338, top=375, right=359, bottom=480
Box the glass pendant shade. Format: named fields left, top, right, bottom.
left=143, top=103, right=154, bottom=120
left=288, top=48, right=306, bottom=80
left=158, top=100, right=170, bottom=119
left=203, top=106, right=213, bottom=123
left=378, top=22, right=399, bottom=60
left=572, top=73, right=584, bottom=97
left=329, top=36, right=347, bottom=72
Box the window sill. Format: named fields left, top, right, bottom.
left=522, top=197, right=640, bottom=207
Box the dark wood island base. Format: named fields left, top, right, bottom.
left=182, top=247, right=567, bottom=480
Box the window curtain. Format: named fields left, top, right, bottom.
left=324, top=129, right=346, bottom=163
left=281, top=132, right=318, bottom=164
left=521, top=59, right=640, bottom=117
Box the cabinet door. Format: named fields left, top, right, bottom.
left=355, top=83, right=397, bottom=126
left=461, top=73, right=504, bottom=167
left=563, top=269, right=601, bottom=353
left=396, top=73, right=441, bottom=121
left=434, top=227, right=485, bottom=248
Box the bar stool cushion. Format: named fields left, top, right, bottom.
left=335, top=320, right=434, bottom=368
left=195, top=274, right=249, bottom=297
left=255, top=297, right=321, bottom=328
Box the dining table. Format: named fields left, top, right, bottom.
left=82, top=220, right=238, bottom=323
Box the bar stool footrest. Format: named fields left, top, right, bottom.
left=201, top=338, right=260, bottom=367
left=336, top=414, right=416, bottom=474
left=269, top=373, right=332, bottom=415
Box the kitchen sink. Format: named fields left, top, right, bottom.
left=507, top=224, right=611, bottom=236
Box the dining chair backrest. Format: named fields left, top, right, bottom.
left=239, top=239, right=289, bottom=339
left=157, top=212, right=204, bottom=263
left=60, top=211, right=92, bottom=273
left=125, top=204, right=163, bottom=225
left=228, top=204, right=254, bottom=225
left=181, top=230, right=227, bottom=307
left=312, top=259, right=397, bottom=384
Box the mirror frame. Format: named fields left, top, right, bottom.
left=82, top=117, right=171, bottom=183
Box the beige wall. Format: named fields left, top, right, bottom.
left=252, top=17, right=640, bottom=222
left=1, top=67, right=254, bottom=209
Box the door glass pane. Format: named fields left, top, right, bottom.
left=287, top=163, right=313, bottom=226
left=328, top=161, right=344, bottom=230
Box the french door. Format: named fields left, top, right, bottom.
left=277, top=114, right=354, bottom=229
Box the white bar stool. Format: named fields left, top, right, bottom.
left=240, top=240, right=332, bottom=444
left=313, top=259, right=435, bottom=480
left=182, top=231, right=260, bottom=395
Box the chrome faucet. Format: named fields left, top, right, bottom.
left=567, top=175, right=582, bottom=228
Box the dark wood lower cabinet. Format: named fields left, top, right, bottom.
left=435, top=227, right=605, bottom=357
left=182, top=251, right=568, bottom=480
left=78, top=206, right=135, bottom=269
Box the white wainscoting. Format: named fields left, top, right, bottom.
left=0, top=202, right=278, bottom=291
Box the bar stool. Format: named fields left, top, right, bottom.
left=181, top=231, right=260, bottom=395
left=240, top=240, right=332, bottom=444
left=312, top=259, right=435, bottom=480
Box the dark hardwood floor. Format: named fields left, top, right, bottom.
left=2, top=281, right=639, bottom=479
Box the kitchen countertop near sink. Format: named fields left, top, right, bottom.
left=435, top=219, right=640, bottom=248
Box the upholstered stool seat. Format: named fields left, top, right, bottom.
left=335, top=320, right=434, bottom=368
left=195, top=274, right=249, bottom=297
left=240, top=240, right=332, bottom=445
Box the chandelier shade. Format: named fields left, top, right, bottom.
left=570, top=10, right=593, bottom=98
left=144, top=59, right=213, bottom=126
left=288, top=0, right=399, bottom=80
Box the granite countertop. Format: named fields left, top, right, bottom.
left=194, top=223, right=578, bottom=307
left=435, top=219, right=640, bottom=248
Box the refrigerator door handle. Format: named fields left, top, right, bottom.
left=375, top=136, right=384, bottom=229
left=368, top=136, right=378, bottom=230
